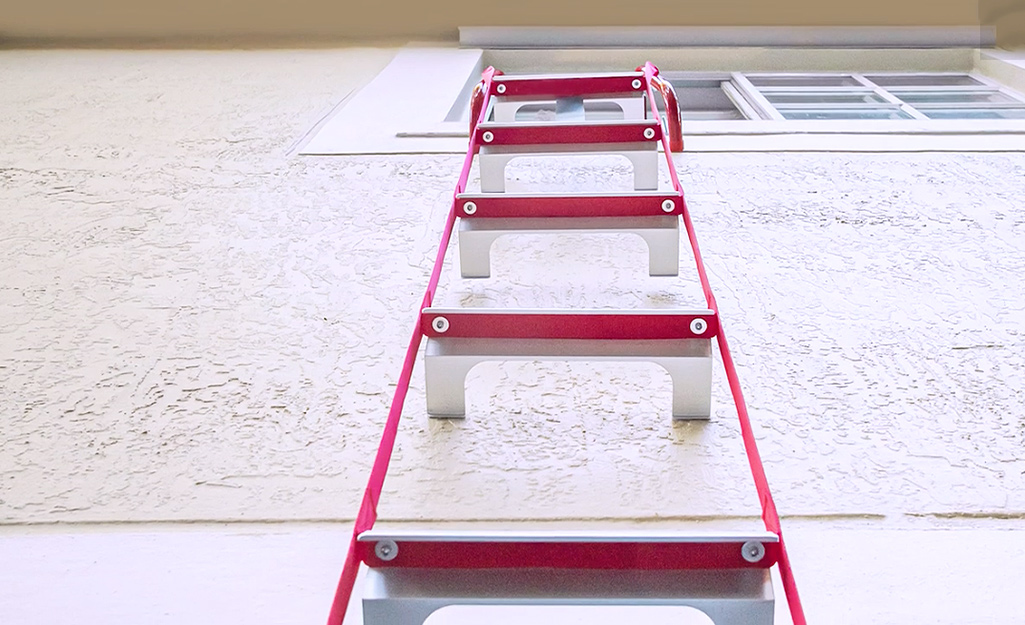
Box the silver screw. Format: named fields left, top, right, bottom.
left=690, top=318, right=708, bottom=335
left=741, top=541, right=765, bottom=563
left=463, top=201, right=477, bottom=215
left=482, top=131, right=494, bottom=143
left=661, top=199, right=675, bottom=213
left=375, top=540, right=399, bottom=562
left=432, top=316, right=450, bottom=333
left=643, top=127, right=655, bottom=139
left=496, top=83, right=507, bottom=94
left=632, top=78, right=642, bottom=89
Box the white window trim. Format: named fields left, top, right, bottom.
left=729, top=73, right=785, bottom=121
left=299, top=45, right=1025, bottom=155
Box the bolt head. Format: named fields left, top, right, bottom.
left=741, top=540, right=765, bottom=563
left=463, top=201, right=477, bottom=215
left=632, top=78, right=642, bottom=89
left=690, top=318, right=708, bottom=335
left=482, top=131, right=494, bottom=143
left=375, top=540, right=399, bottom=562
left=643, top=127, right=656, bottom=139
left=432, top=316, right=450, bottom=333
left=496, top=83, right=507, bottom=94
left=661, top=199, right=675, bottom=213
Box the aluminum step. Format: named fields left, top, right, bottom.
left=421, top=308, right=716, bottom=419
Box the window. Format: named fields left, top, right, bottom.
left=299, top=47, right=1025, bottom=155
left=666, top=75, right=747, bottom=121
left=663, top=72, right=1025, bottom=121
left=482, top=72, right=1025, bottom=123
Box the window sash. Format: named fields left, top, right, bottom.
left=725, top=71, right=1025, bottom=121
left=777, top=109, right=915, bottom=120
left=920, top=109, right=1025, bottom=119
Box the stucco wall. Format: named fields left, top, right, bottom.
left=1, top=48, right=1023, bottom=527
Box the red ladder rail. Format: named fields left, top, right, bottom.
left=326, top=63, right=805, bottom=625
left=640, top=61, right=806, bottom=625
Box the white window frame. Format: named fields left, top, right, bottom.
left=725, top=71, right=1025, bottom=121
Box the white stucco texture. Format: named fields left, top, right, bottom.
left=1, top=49, right=1023, bottom=530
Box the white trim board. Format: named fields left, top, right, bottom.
left=460, top=26, right=996, bottom=49
left=978, top=49, right=1025, bottom=97
left=300, top=47, right=483, bottom=155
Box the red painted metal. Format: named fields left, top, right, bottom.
left=491, top=73, right=645, bottom=98
left=469, top=69, right=503, bottom=155
left=328, top=63, right=808, bottom=625
left=422, top=311, right=717, bottom=341
left=456, top=193, right=684, bottom=218
left=642, top=61, right=807, bottom=625
left=469, top=69, right=503, bottom=144
left=476, top=121, right=660, bottom=146
left=357, top=540, right=780, bottom=570
left=469, top=81, right=485, bottom=137
left=651, top=75, right=685, bottom=152
left=324, top=65, right=500, bottom=625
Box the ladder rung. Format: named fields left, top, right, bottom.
left=359, top=528, right=778, bottom=543
left=356, top=529, right=779, bottom=570
left=492, top=72, right=646, bottom=99
left=457, top=215, right=680, bottom=278
left=421, top=308, right=717, bottom=341
left=476, top=120, right=661, bottom=146
left=456, top=192, right=683, bottom=218
left=362, top=568, right=774, bottom=622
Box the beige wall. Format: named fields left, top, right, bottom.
left=982, top=0, right=1025, bottom=47
left=1, top=0, right=1022, bottom=48
left=0, top=0, right=997, bottom=40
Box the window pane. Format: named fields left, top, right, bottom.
left=514, top=104, right=557, bottom=122
left=765, top=92, right=887, bottom=105
left=891, top=91, right=1021, bottom=105
left=921, top=109, right=1025, bottom=119
left=866, top=74, right=984, bottom=87
left=680, top=110, right=746, bottom=120
left=747, top=75, right=862, bottom=88
left=667, top=79, right=745, bottom=115
left=779, top=109, right=913, bottom=120
left=514, top=101, right=632, bottom=122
